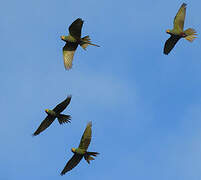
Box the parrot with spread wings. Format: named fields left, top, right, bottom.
left=60, top=121, right=99, bottom=175
left=61, top=18, right=100, bottom=70
left=33, top=95, right=72, bottom=136
left=164, top=3, right=197, bottom=55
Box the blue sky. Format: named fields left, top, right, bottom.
left=1, top=0, right=201, bottom=179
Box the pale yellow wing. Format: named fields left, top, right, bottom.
left=78, top=122, right=92, bottom=150
left=173, top=3, right=186, bottom=32
left=62, top=42, right=78, bottom=70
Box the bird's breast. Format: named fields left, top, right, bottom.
left=66, top=35, right=77, bottom=43
left=75, top=148, right=86, bottom=155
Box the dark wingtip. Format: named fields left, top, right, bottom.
left=77, top=18, right=84, bottom=22
left=32, top=132, right=37, bottom=137
left=182, top=3, right=187, bottom=7
left=67, top=95, right=72, bottom=99
left=163, top=49, right=169, bottom=55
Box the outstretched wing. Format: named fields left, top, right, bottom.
left=78, top=121, right=92, bottom=150
left=69, top=18, right=84, bottom=40
left=53, top=95, right=72, bottom=114
left=173, top=3, right=186, bottom=32
left=164, top=35, right=181, bottom=55
left=60, top=154, right=83, bottom=175
left=33, top=115, right=55, bottom=136
left=62, top=42, right=78, bottom=70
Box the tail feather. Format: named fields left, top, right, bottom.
left=80, top=36, right=100, bottom=50
left=184, top=28, right=197, bottom=42
left=57, top=114, right=71, bottom=124
left=84, top=152, right=99, bottom=164
left=87, top=152, right=99, bottom=156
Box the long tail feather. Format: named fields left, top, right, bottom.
left=87, top=152, right=99, bottom=156
left=184, top=28, right=197, bottom=42
left=80, top=36, right=100, bottom=50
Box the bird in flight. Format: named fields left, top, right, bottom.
left=164, top=3, right=197, bottom=55
left=33, top=95, right=72, bottom=136
left=60, top=121, right=99, bottom=175
left=61, top=18, right=100, bottom=70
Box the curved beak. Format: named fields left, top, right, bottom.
left=60, top=36, right=65, bottom=40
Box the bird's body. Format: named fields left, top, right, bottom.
left=64, top=35, right=78, bottom=42
left=164, top=3, right=197, bottom=55
left=33, top=95, right=72, bottom=136
left=61, top=18, right=99, bottom=70
left=45, top=109, right=57, bottom=116
left=73, top=148, right=86, bottom=154
left=60, top=122, right=99, bottom=175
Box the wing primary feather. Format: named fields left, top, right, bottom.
left=53, top=95, right=72, bottom=114
left=62, top=42, right=78, bottom=70
left=60, top=154, right=83, bottom=175
left=173, top=3, right=187, bottom=32
left=68, top=18, right=84, bottom=40
left=33, top=115, right=55, bottom=136
left=78, top=121, right=92, bottom=150
left=164, top=35, right=181, bottom=55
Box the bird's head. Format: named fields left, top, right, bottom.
left=166, top=29, right=171, bottom=34
left=45, top=109, right=49, bottom=113
left=71, top=148, right=76, bottom=153
left=60, top=36, right=66, bottom=41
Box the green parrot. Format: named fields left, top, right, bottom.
left=60, top=121, right=99, bottom=175
left=164, top=3, right=197, bottom=55
left=33, top=95, right=72, bottom=136
left=61, top=18, right=100, bottom=70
